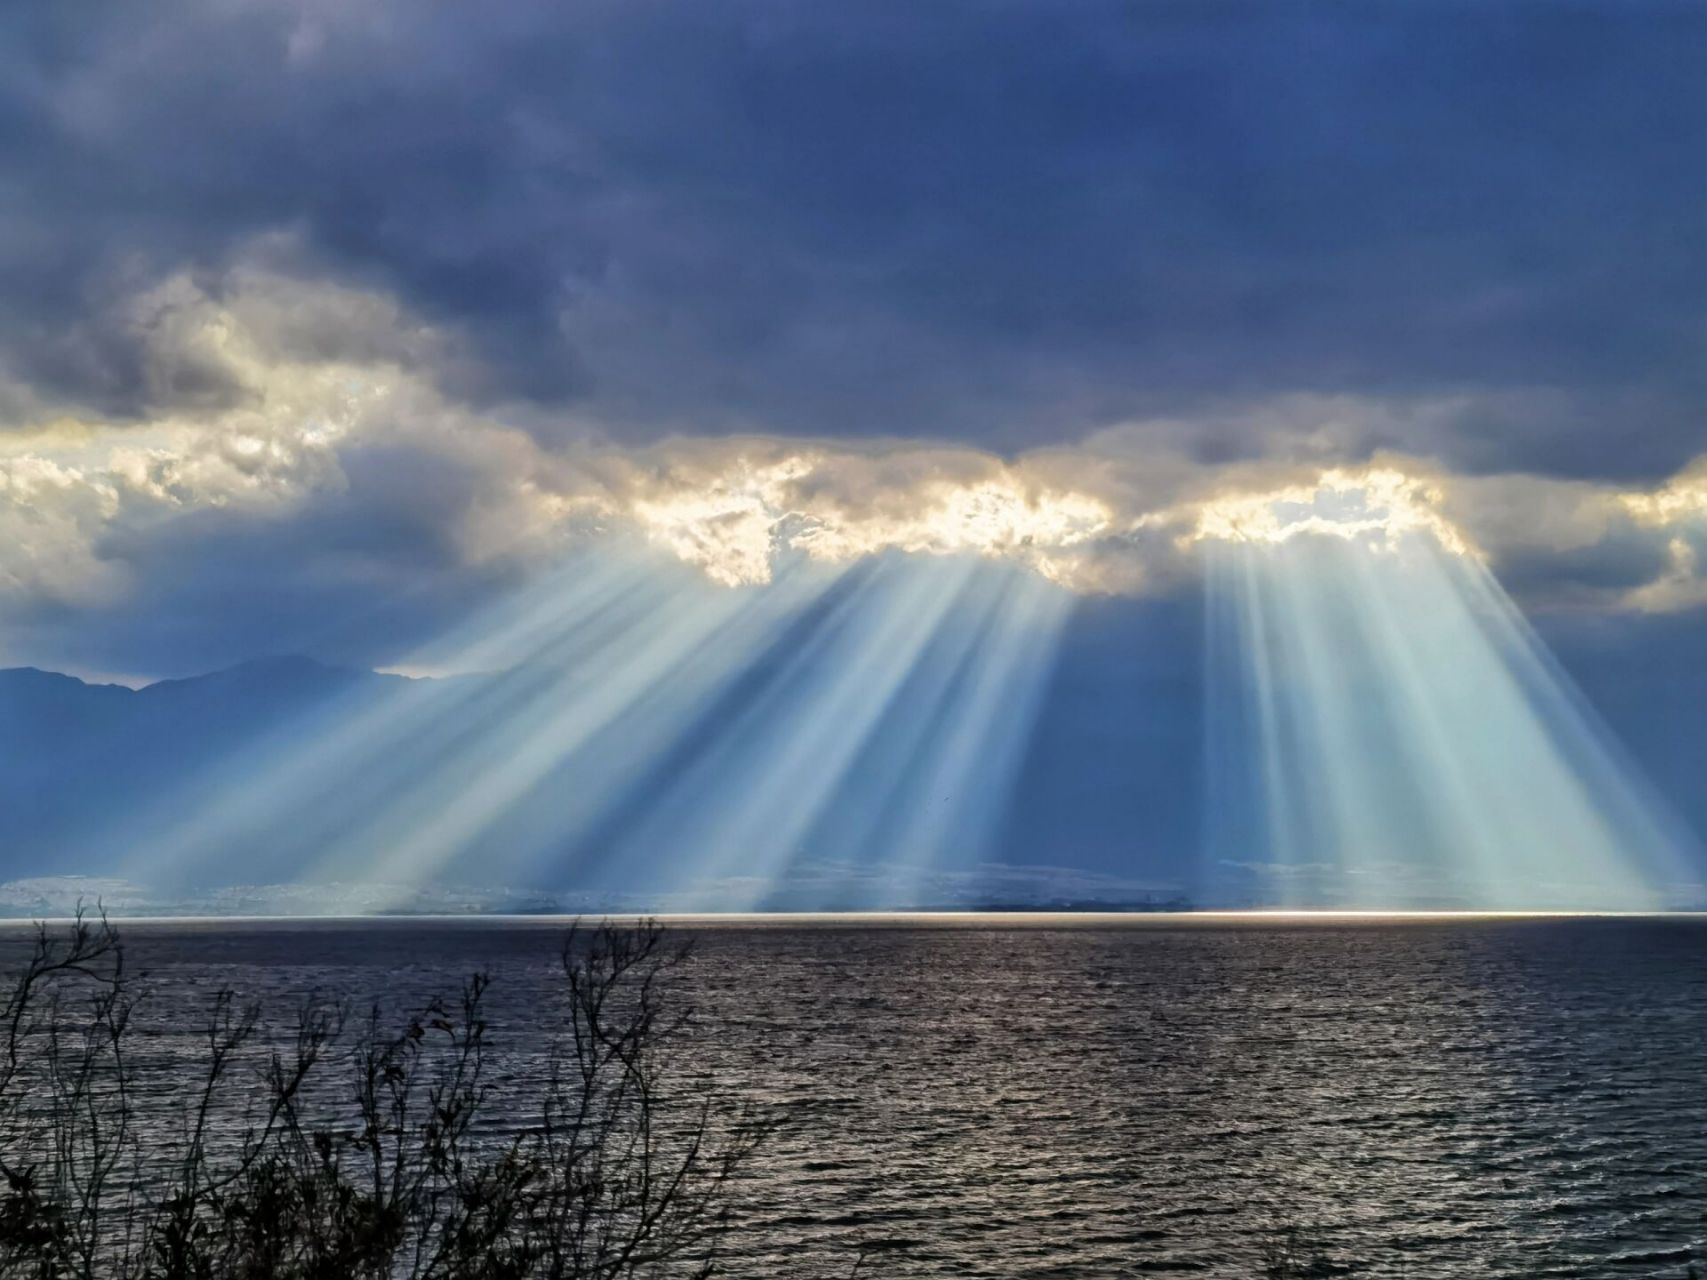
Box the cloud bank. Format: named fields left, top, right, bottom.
left=4, top=265, right=1707, bottom=678
left=6, top=3, right=1707, bottom=674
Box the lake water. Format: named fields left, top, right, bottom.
left=3, top=914, right=1704, bottom=1277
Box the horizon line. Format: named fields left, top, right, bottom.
left=5, top=908, right=1707, bottom=928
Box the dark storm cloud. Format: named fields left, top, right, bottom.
left=1493, top=527, right=1675, bottom=607
left=5, top=1, right=1707, bottom=475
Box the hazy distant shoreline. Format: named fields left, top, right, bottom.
left=5, top=908, right=1705, bottom=929
left=5, top=874, right=1703, bottom=921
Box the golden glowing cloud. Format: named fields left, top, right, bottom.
left=5, top=264, right=1707, bottom=619
left=1621, top=470, right=1707, bottom=527
left=619, top=449, right=1115, bottom=587
left=627, top=456, right=818, bottom=587
left=1187, top=467, right=1477, bottom=558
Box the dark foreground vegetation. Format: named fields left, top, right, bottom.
left=0, top=912, right=764, bottom=1279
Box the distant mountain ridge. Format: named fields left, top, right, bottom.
left=0, top=657, right=418, bottom=882
left=0, top=655, right=1194, bottom=910
left=11, top=638, right=1703, bottom=911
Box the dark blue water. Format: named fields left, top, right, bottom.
left=4, top=914, right=1705, bottom=1277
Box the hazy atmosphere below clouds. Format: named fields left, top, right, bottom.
left=4, top=1, right=1707, bottom=910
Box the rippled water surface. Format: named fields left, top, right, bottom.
left=6, top=914, right=1705, bottom=1277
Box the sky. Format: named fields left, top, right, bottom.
left=3, top=2, right=1707, bottom=905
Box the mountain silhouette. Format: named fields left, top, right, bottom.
left=0, top=658, right=418, bottom=881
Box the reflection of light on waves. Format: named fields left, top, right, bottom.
left=1200, top=474, right=1695, bottom=909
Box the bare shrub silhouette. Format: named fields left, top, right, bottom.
left=0, top=910, right=766, bottom=1279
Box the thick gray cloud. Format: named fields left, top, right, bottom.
left=5, top=1, right=1707, bottom=682
left=5, top=1, right=1707, bottom=476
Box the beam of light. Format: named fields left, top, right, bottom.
left=353, top=552, right=1071, bottom=910
left=321, top=558, right=851, bottom=903
left=100, top=529, right=1073, bottom=912
left=802, top=565, right=1073, bottom=908
left=1260, top=539, right=1442, bottom=905
left=119, top=543, right=850, bottom=901
left=110, top=544, right=666, bottom=887
left=418, top=565, right=866, bottom=888
left=1202, top=504, right=1698, bottom=910
left=500, top=557, right=1073, bottom=912
left=599, top=555, right=984, bottom=908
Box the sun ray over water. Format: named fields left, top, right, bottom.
left=1203, top=517, right=1698, bottom=909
